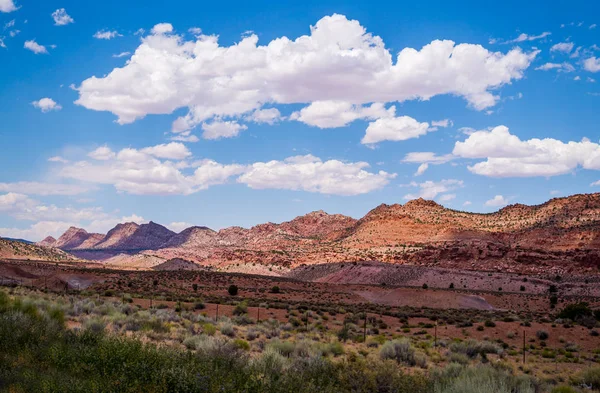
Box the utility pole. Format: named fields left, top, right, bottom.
left=363, top=312, right=367, bottom=342
left=522, top=330, right=526, bottom=364
left=434, top=321, right=438, bottom=347
left=216, top=304, right=219, bottom=321
left=257, top=305, right=260, bottom=323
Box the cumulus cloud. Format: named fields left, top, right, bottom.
left=51, top=8, right=74, bottom=26
left=140, top=142, right=191, bottom=159
left=48, top=156, right=69, bottom=164
left=247, top=108, right=282, bottom=124
left=362, top=116, right=431, bottom=145
left=453, top=125, right=600, bottom=177
left=59, top=144, right=246, bottom=195
left=402, top=179, right=463, bottom=200
left=0, top=0, right=18, bottom=13
left=32, top=98, right=61, bottom=112
left=290, top=101, right=394, bottom=128
left=0, top=193, right=108, bottom=222
left=591, top=180, right=600, bottom=186
left=402, top=152, right=455, bottom=164
left=550, top=42, right=574, bottom=54
left=93, top=30, right=121, bottom=40
left=430, top=119, right=453, bottom=128
left=167, top=221, right=193, bottom=233
left=24, top=40, right=47, bottom=54
left=535, top=62, right=575, bottom=72
left=74, top=14, right=537, bottom=136
left=201, top=121, right=247, bottom=139
left=238, top=154, right=395, bottom=196
left=485, top=195, right=509, bottom=207
left=151, top=23, right=173, bottom=35
left=584, top=57, right=600, bottom=72
left=88, top=146, right=116, bottom=161
left=0, top=221, right=77, bottom=241
left=0, top=182, right=91, bottom=196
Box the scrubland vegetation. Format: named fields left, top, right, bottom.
left=1, top=287, right=600, bottom=392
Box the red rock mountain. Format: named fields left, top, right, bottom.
left=52, top=227, right=104, bottom=250
left=43, top=193, right=600, bottom=274
left=94, top=222, right=175, bottom=250
left=37, top=236, right=57, bottom=248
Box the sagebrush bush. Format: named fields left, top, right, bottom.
left=380, top=338, right=416, bottom=366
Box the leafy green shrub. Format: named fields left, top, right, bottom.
left=431, top=364, right=536, bottom=393
left=536, top=330, right=549, bottom=340
left=228, top=285, right=238, bottom=296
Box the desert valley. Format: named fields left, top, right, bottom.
left=1, top=194, right=600, bottom=392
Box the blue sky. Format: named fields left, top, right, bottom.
left=1, top=0, right=599, bottom=240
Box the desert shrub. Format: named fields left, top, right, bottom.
left=550, top=386, right=578, bottom=393
left=233, top=301, right=248, bottom=316
left=449, top=340, right=502, bottom=359
left=194, top=301, right=205, bottom=310
left=220, top=322, right=235, bottom=337
left=270, top=286, right=280, bottom=294
left=328, top=341, right=345, bottom=357
left=558, top=302, right=592, bottom=321
left=268, top=340, right=296, bottom=357
left=422, top=284, right=428, bottom=289
left=228, top=285, right=238, bottom=296
left=579, top=366, right=600, bottom=389
left=448, top=352, right=470, bottom=365
left=233, top=339, right=250, bottom=351
left=246, top=328, right=259, bottom=341
left=380, top=338, right=416, bottom=366
left=536, top=330, right=549, bottom=340
left=432, top=364, right=536, bottom=393
left=484, top=320, right=496, bottom=328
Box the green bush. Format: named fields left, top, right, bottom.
left=228, top=285, right=238, bottom=296
left=380, top=338, right=417, bottom=366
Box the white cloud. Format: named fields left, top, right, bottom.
left=431, top=119, right=453, bottom=128
left=4, top=19, right=14, bottom=28
left=535, top=62, right=575, bottom=72
left=506, top=32, right=551, bottom=44
left=247, top=108, right=282, bottom=124
left=0, top=37, right=5, bottom=48
left=170, top=134, right=199, bottom=143
left=584, top=57, right=600, bottom=72
left=201, top=121, right=247, bottom=140
left=24, top=40, right=47, bottom=54
left=238, top=154, right=395, bottom=196
left=0, top=0, right=18, bottom=13
left=140, top=142, right=191, bottom=160
left=591, top=24, right=597, bottom=30
left=51, top=8, right=74, bottom=26
left=463, top=200, right=472, bottom=206
left=48, top=156, right=69, bottom=164
left=402, top=152, right=455, bottom=164
left=550, top=42, right=574, bottom=54
left=453, top=125, right=600, bottom=177
left=403, top=179, right=463, bottom=200
left=74, top=14, right=537, bottom=134
left=32, top=98, right=61, bottom=112
left=167, top=221, right=193, bottom=233
left=591, top=180, right=600, bottom=186
left=188, top=27, right=202, bottom=35
left=0, top=193, right=108, bottom=222
left=362, top=116, right=430, bottom=144
left=574, top=76, right=581, bottom=81
left=439, top=193, right=456, bottom=202
left=93, top=30, right=121, bottom=40
left=112, top=51, right=131, bottom=58
left=290, top=101, right=394, bottom=128
left=0, top=182, right=90, bottom=196
left=0, top=221, right=76, bottom=242
left=151, top=23, right=173, bottom=35
left=485, top=195, right=509, bottom=207
left=414, top=163, right=429, bottom=176
left=60, top=145, right=245, bottom=195
left=88, top=146, right=116, bottom=161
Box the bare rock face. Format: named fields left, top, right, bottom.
left=53, top=227, right=104, bottom=250
left=93, top=222, right=175, bottom=250
left=161, top=226, right=217, bottom=248
left=36, top=236, right=57, bottom=248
